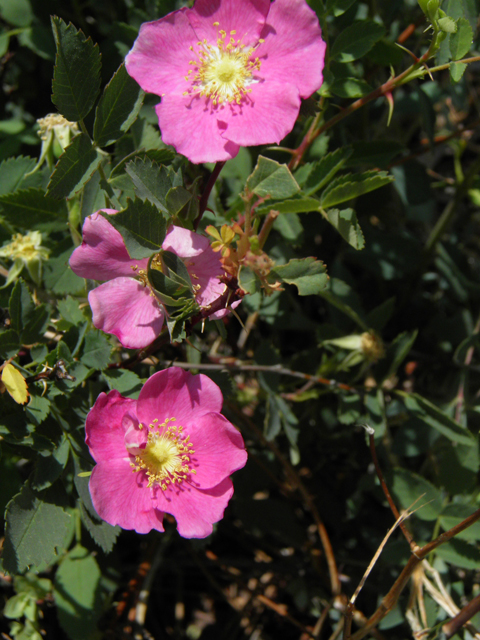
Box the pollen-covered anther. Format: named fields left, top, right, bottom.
left=184, top=22, right=262, bottom=106
left=131, top=417, right=196, bottom=490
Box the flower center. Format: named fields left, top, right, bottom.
left=130, top=418, right=196, bottom=490
left=184, top=23, right=263, bottom=106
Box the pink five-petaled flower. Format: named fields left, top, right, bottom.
left=85, top=367, right=248, bottom=538
left=125, top=0, right=326, bottom=164
left=69, top=210, right=227, bottom=349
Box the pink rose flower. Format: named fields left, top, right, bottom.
left=69, top=210, right=227, bottom=349
left=125, top=0, right=326, bottom=163
left=85, top=367, right=247, bottom=537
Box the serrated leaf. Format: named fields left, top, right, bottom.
left=399, top=392, right=475, bottom=446
left=32, top=436, right=69, bottom=491
left=9, top=279, right=34, bottom=334
left=100, top=198, right=168, bottom=258
left=435, top=538, right=480, bottom=569
left=54, top=544, right=103, bottom=640
left=346, top=141, right=404, bottom=168
left=273, top=212, right=303, bottom=242
left=51, top=16, right=101, bottom=122
left=94, top=62, right=144, bottom=147
left=166, top=186, right=193, bottom=216
left=320, top=171, right=393, bottom=208
left=272, top=257, right=328, bottom=295
left=437, top=16, right=457, bottom=33
left=390, top=468, right=443, bottom=521
left=0, top=156, right=36, bottom=196
left=22, top=303, right=49, bottom=344
left=124, top=158, right=173, bottom=211
left=450, top=61, right=467, bottom=82
left=81, top=330, right=111, bottom=369
left=331, top=20, right=386, bottom=62
left=79, top=502, right=120, bottom=553
left=246, top=156, right=300, bottom=199
left=0, top=187, right=68, bottom=231
left=3, top=483, right=72, bottom=574
left=238, top=265, right=259, bottom=294
left=102, top=368, right=142, bottom=398
left=257, top=195, right=320, bottom=215
left=1, top=364, right=29, bottom=404
left=303, top=148, right=353, bottom=195
left=439, top=505, right=480, bottom=542
left=324, top=208, right=365, bottom=250
left=46, top=133, right=102, bottom=199
left=0, top=329, right=20, bottom=358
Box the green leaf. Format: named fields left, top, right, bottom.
left=272, top=257, right=328, bottom=295
left=331, top=20, right=386, bottom=63
left=101, top=198, right=168, bottom=259
left=302, top=147, right=353, bottom=195
left=21, top=304, right=50, bottom=344
left=93, top=62, right=144, bottom=147
left=79, top=502, right=120, bottom=553
left=81, top=330, right=111, bottom=369
left=57, top=296, right=86, bottom=326
left=0, top=0, right=33, bottom=27
left=435, top=539, right=480, bottom=570
left=166, top=186, right=193, bottom=217
left=102, top=369, right=143, bottom=398
left=399, top=392, right=475, bottom=446
left=124, top=158, right=173, bottom=211
left=0, top=329, right=20, bottom=358
left=54, top=544, right=103, bottom=640
left=437, top=16, right=457, bottom=33
left=46, top=133, right=102, bottom=199
left=9, top=279, right=34, bottom=334
left=320, top=171, right=393, bottom=208
left=0, top=188, right=68, bottom=232
left=3, top=483, right=72, bottom=574
left=32, top=436, right=70, bottom=491
left=257, top=195, right=320, bottom=215
left=238, top=265, right=259, bottom=294
left=331, top=78, right=373, bottom=98
left=0, top=156, right=36, bottom=196
left=273, top=212, right=303, bottom=242
left=450, top=61, right=467, bottom=82
left=324, top=208, right=365, bottom=250
left=439, top=505, right=480, bottom=542
left=51, top=16, right=101, bottom=122
left=246, top=156, right=300, bottom=199
left=389, top=468, right=443, bottom=521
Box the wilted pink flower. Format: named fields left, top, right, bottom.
left=125, top=0, right=326, bottom=163
left=69, top=210, right=227, bottom=349
left=85, top=367, right=247, bottom=537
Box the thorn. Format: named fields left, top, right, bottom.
left=385, top=91, right=394, bottom=127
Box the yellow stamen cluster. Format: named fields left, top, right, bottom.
left=130, top=418, right=196, bottom=490
left=184, top=23, right=263, bottom=106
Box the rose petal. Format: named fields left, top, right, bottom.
left=187, top=412, right=247, bottom=489
left=257, top=0, right=326, bottom=98
left=137, top=368, right=223, bottom=426
left=86, top=390, right=137, bottom=463
left=89, top=460, right=165, bottom=534
left=69, top=211, right=148, bottom=281
left=154, top=477, right=234, bottom=538
left=89, top=278, right=164, bottom=349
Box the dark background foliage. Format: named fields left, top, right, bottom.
left=1, top=0, right=480, bottom=638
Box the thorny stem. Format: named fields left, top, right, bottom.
left=367, top=430, right=418, bottom=552
left=257, top=209, right=279, bottom=249
left=289, top=54, right=480, bottom=171
left=349, top=507, right=480, bottom=640
left=194, top=160, right=226, bottom=230
left=156, top=359, right=356, bottom=392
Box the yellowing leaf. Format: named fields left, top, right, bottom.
left=1, top=363, right=29, bottom=404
